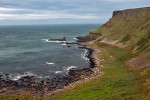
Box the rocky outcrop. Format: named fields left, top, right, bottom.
left=101, top=7, right=150, bottom=29
left=112, top=7, right=150, bottom=19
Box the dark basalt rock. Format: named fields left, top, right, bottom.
left=67, top=45, right=71, bottom=47
left=49, top=36, right=66, bottom=42
left=76, top=35, right=97, bottom=43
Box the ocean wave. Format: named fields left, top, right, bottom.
left=9, top=71, right=51, bottom=81
left=41, top=39, right=66, bottom=43
left=47, top=40, right=66, bottom=43
left=41, top=39, right=49, bottom=42
left=73, top=37, right=78, bottom=40
left=63, top=66, right=77, bottom=75
left=9, top=71, right=37, bottom=81
left=46, top=62, right=55, bottom=65
left=61, top=43, right=67, bottom=46
left=55, top=71, right=63, bottom=74
left=54, top=66, right=77, bottom=75
left=7, top=66, right=78, bottom=80
left=38, top=75, right=50, bottom=79
left=66, top=66, right=76, bottom=71
left=81, top=49, right=90, bottom=61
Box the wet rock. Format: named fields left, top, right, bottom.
left=76, top=35, right=97, bottom=42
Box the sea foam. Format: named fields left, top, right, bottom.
left=9, top=71, right=37, bottom=81
left=81, top=49, right=90, bottom=61
left=63, top=66, right=77, bottom=75
left=41, top=39, right=66, bottom=43
left=54, top=66, right=77, bottom=75
left=55, top=71, right=63, bottom=74
left=46, top=62, right=55, bottom=65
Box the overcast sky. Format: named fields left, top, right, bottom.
left=0, top=0, right=149, bottom=25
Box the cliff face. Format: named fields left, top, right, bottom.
left=94, top=7, right=150, bottom=53
left=112, top=7, right=150, bottom=19
left=101, top=7, right=150, bottom=29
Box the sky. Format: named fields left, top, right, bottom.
left=0, top=0, right=149, bottom=25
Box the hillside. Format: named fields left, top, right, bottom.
left=91, top=7, right=150, bottom=53
left=0, top=7, right=150, bottom=100
left=48, top=7, right=150, bottom=100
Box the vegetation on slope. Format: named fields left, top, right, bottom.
left=49, top=42, right=150, bottom=100
left=91, top=7, right=150, bottom=53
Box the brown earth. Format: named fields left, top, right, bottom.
left=127, top=52, right=150, bottom=70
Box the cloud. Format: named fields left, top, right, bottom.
left=0, top=18, right=4, bottom=20
left=0, top=13, right=101, bottom=20
left=101, top=0, right=139, bottom=3
left=0, top=0, right=149, bottom=25
left=0, top=7, right=21, bottom=11
left=0, top=7, right=101, bottom=20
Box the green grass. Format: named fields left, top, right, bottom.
left=0, top=91, right=39, bottom=100
left=48, top=43, right=142, bottom=100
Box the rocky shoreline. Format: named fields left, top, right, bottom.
left=0, top=36, right=98, bottom=95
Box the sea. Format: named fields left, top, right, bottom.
left=0, top=24, right=100, bottom=80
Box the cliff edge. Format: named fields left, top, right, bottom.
left=92, top=7, right=150, bottom=54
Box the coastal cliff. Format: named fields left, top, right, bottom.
left=92, top=7, right=150, bottom=53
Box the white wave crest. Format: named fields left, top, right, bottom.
left=63, top=66, right=77, bottom=75
left=9, top=71, right=37, bottom=81
left=66, top=66, right=76, bottom=71
left=41, top=39, right=49, bottom=42
left=81, top=49, right=89, bottom=61
left=61, top=43, right=67, bottom=46
left=41, top=39, right=66, bottom=43
left=73, top=37, right=78, bottom=40
left=54, top=66, right=77, bottom=75
left=47, top=40, right=66, bottom=43
left=55, top=71, right=63, bottom=74
left=38, top=75, right=50, bottom=79
left=46, top=62, right=55, bottom=65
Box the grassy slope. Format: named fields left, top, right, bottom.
left=48, top=42, right=149, bottom=100
left=93, top=7, right=150, bottom=53
left=0, top=92, right=39, bottom=100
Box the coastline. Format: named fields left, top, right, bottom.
left=0, top=36, right=102, bottom=97
left=48, top=38, right=102, bottom=96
